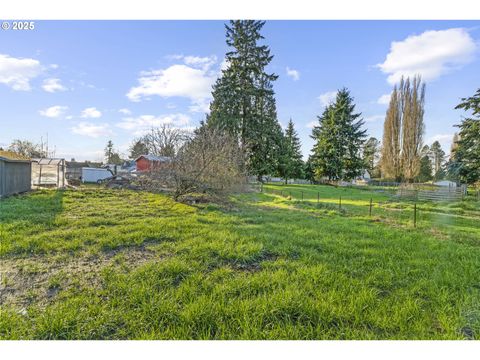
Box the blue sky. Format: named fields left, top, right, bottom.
left=1, top=20, right=479, bottom=161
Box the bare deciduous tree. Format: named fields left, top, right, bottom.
left=140, top=126, right=246, bottom=200
left=381, top=75, right=425, bottom=182
left=401, top=76, right=425, bottom=182
left=141, top=124, right=191, bottom=157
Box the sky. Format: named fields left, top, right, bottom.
left=1, top=20, right=479, bottom=161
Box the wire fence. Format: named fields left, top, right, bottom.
left=257, top=184, right=480, bottom=230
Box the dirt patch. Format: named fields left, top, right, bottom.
left=227, top=250, right=279, bottom=273
left=0, top=244, right=161, bottom=309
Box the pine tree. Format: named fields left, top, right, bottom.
left=206, top=21, right=283, bottom=180
left=310, top=104, right=343, bottom=180
left=278, top=119, right=304, bottom=183
left=417, top=145, right=433, bottom=182
left=129, top=139, right=149, bottom=159
left=304, top=155, right=315, bottom=184
left=430, top=141, right=445, bottom=181
left=310, top=88, right=366, bottom=181
left=452, top=89, right=480, bottom=184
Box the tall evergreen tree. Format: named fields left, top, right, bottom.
left=430, top=141, right=446, bottom=181
left=417, top=145, right=433, bottom=182
left=129, top=139, right=149, bottom=159
left=304, top=155, right=315, bottom=184
left=206, top=20, right=283, bottom=180
left=310, top=88, right=366, bottom=181
left=278, top=119, right=304, bottom=183
left=310, top=104, right=343, bottom=180
left=452, top=89, right=480, bottom=184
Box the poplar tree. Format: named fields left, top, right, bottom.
left=380, top=86, right=402, bottom=180
left=401, top=76, right=426, bottom=182
left=380, top=76, right=426, bottom=182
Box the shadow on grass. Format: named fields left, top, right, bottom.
left=0, top=189, right=64, bottom=226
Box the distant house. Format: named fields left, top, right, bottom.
left=0, top=151, right=32, bottom=198
left=135, top=155, right=171, bottom=172
left=434, top=180, right=457, bottom=188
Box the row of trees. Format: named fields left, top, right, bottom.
left=12, top=20, right=474, bottom=193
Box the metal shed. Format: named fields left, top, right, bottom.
left=0, top=155, right=32, bottom=198
left=31, top=158, right=66, bottom=188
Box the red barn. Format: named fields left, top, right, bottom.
left=135, top=155, right=171, bottom=172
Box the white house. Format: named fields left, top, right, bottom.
left=434, top=180, right=457, bottom=188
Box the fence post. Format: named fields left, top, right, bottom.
left=301, top=191, right=304, bottom=201
left=369, top=198, right=373, bottom=216
left=289, top=191, right=292, bottom=199
left=414, top=203, right=417, bottom=228
left=339, top=196, right=342, bottom=210
left=317, top=192, right=319, bottom=204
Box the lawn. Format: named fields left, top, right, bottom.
left=0, top=185, right=479, bottom=339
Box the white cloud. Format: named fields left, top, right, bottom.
left=116, top=113, right=191, bottom=136
left=80, top=107, right=102, bottom=118
left=306, top=121, right=317, bottom=129
left=118, top=108, right=132, bottom=115
left=377, top=93, right=392, bottom=105
left=378, top=28, right=477, bottom=85
left=318, top=91, right=337, bottom=107
left=364, top=115, right=384, bottom=123
left=72, top=122, right=112, bottom=138
left=427, top=133, right=454, bottom=148
left=0, top=53, right=42, bottom=91
left=39, top=105, right=68, bottom=118
left=42, top=78, right=67, bottom=93
left=126, top=55, right=218, bottom=113
left=286, top=67, right=300, bottom=81
left=189, top=99, right=210, bottom=113
left=183, top=55, right=217, bottom=70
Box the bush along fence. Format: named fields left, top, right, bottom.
left=258, top=184, right=478, bottom=229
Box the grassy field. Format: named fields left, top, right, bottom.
left=0, top=184, right=479, bottom=339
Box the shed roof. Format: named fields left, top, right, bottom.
left=135, top=154, right=171, bottom=162
left=0, top=150, right=31, bottom=163
left=32, top=158, right=65, bottom=165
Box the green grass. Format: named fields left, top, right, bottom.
left=0, top=185, right=479, bottom=339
